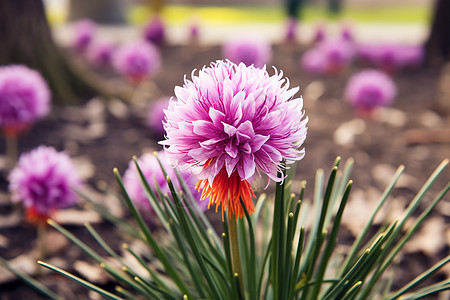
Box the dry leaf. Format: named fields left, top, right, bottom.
left=74, top=260, right=108, bottom=284
left=404, top=217, right=447, bottom=255
left=53, top=209, right=101, bottom=225
left=333, top=118, right=366, bottom=146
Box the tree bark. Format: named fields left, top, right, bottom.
left=0, top=0, right=97, bottom=104
left=424, top=0, right=450, bottom=65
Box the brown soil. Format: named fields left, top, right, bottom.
left=0, top=44, right=448, bottom=299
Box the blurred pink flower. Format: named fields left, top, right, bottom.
left=301, top=48, right=326, bottom=75
left=301, top=39, right=354, bottom=75
left=161, top=60, right=307, bottom=219
left=222, top=36, right=272, bottom=68
left=0, top=65, right=50, bottom=137
left=345, top=69, right=397, bottom=117
left=113, top=40, right=161, bottom=84
left=9, top=146, right=81, bottom=224
left=318, top=39, right=355, bottom=74
left=123, top=151, right=207, bottom=214
left=143, top=15, right=165, bottom=45
left=340, top=24, right=354, bottom=42
left=86, top=39, right=116, bottom=68
left=356, top=43, right=424, bottom=72
left=147, top=97, right=170, bottom=136
left=70, top=19, right=97, bottom=53
left=285, top=17, right=298, bottom=43
left=312, top=24, right=326, bottom=44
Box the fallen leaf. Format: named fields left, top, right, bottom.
left=53, top=209, right=102, bottom=225
left=74, top=260, right=108, bottom=284
left=333, top=118, right=366, bottom=146
left=404, top=217, right=447, bottom=255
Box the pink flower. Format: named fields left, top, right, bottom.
left=344, top=69, right=397, bottom=117
left=285, top=17, right=298, bottom=42
left=86, top=39, right=115, bottom=68
left=70, top=19, right=97, bottom=53
left=301, top=48, right=326, bottom=75
left=123, top=151, right=206, bottom=213
left=0, top=65, right=50, bottom=137
left=113, top=40, right=161, bottom=84
left=312, top=24, right=326, bottom=44
left=317, top=39, right=354, bottom=74
left=161, top=60, right=308, bottom=219
left=222, top=36, right=272, bottom=68
left=143, top=15, right=165, bottom=45
left=9, top=146, right=82, bottom=224
left=147, top=97, right=170, bottom=136
left=356, top=43, right=423, bottom=72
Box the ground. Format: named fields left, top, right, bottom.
left=0, top=43, right=449, bottom=299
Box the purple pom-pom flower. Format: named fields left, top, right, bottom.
left=143, top=14, right=166, bottom=45
left=222, top=36, right=272, bottom=68
left=285, top=17, right=298, bottom=43
left=301, top=48, right=326, bottom=75
left=86, top=39, right=115, bottom=68
left=0, top=65, right=50, bottom=137
left=161, top=60, right=308, bottom=219
left=344, top=69, right=397, bottom=118
left=9, top=146, right=82, bottom=224
left=113, top=40, right=161, bottom=84
left=317, top=39, right=354, bottom=74
left=123, top=151, right=206, bottom=214
left=70, top=19, right=97, bottom=53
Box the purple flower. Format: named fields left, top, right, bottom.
left=0, top=65, right=50, bottom=137
left=301, top=48, right=326, bottom=75
left=356, top=43, right=423, bottom=72
left=9, top=146, right=82, bottom=223
left=143, top=15, right=165, bottom=45
left=398, top=45, right=424, bottom=68
left=161, top=60, right=308, bottom=219
left=312, top=24, right=326, bottom=44
left=344, top=69, right=397, bottom=116
left=285, top=17, right=298, bottom=42
left=70, top=19, right=97, bottom=53
left=113, top=40, right=161, bottom=84
left=189, top=22, right=200, bottom=42
left=123, top=151, right=206, bottom=213
left=317, top=39, right=355, bottom=74
left=340, top=24, right=354, bottom=42
left=86, top=39, right=115, bottom=68
left=222, top=36, right=272, bottom=68
left=147, top=97, right=170, bottom=136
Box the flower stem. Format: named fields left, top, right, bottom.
left=36, top=221, right=47, bottom=276
left=6, top=135, right=18, bottom=168
left=229, top=215, right=244, bottom=296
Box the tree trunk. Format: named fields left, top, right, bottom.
left=424, top=0, right=450, bottom=65
left=0, top=0, right=97, bottom=104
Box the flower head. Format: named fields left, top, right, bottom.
left=147, top=97, right=170, bottom=136
left=143, top=15, right=166, bottom=45
left=344, top=69, right=397, bottom=117
left=285, top=17, right=298, bottom=42
left=70, top=19, right=97, bottom=53
left=301, top=48, right=326, bottom=75
left=123, top=151, right=206, bottom=213
left=0, top=65, right=50, bottom=137
left=161, top=60, right=307, bottom=219
left=222, top=36, right=272, bottom=68
left=113, top=40, right=161, bottom=84
left=317, top=39, right=354, bottom=74
left=9, top=146, right=81, bottom=224
left=312, top=24, right=326, bottom=44
left=86, top=39, right=115, bottom=68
